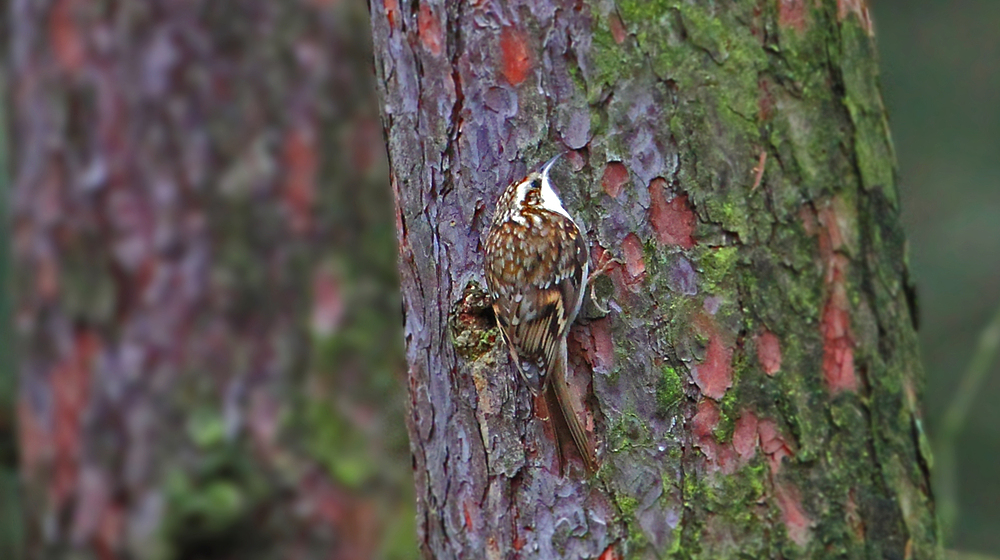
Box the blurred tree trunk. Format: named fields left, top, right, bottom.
left=371, top=0, right=938, bottom=558
left=9, top=1, right=412, bottom=559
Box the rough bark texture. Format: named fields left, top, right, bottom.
left=371, top=0, right=938, bottom=558
left=9, top=1, right=412, bottom=558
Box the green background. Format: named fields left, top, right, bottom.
left=874, top=0, right=1000, bottom=554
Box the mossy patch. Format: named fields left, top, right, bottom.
left=699, top=246, right=740, bottom=288
left=657, top=366, right=684, bottom=413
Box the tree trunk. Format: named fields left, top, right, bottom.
left=370, top=0, right=938, bottom=558
left=8, top=1, right=412, bottom=558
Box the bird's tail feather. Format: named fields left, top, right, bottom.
left=547, top=339, right=598, bottom=474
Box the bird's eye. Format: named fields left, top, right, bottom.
left=531, top=179, right=541, bottom=190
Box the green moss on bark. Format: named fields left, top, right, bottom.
left=580, top=1, right=934, bottom=558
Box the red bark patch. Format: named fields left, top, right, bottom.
left=700, top=441, right=738, bottom=474
left=733, top=411, right=759, bottom=461
left=50, top=0, right=86, bottom=73
left=513, top=532, right=526, bottom=551
left=807, top=200, right=851, bottom=284
left=599, top=544, right=622, bottom=560
left=804, top=203, right=858, bottom=394
left=590, top=319, right=614, bottom=374
left=822, top=283, right=857, bottom=393
left=608, top=12, right=627, bottom=44
left=463, top=500, right=475, bottom=530
left=283, top=124, right=318, bottom=235
left=500, top=27, right=531, bottom=86
left=775, top=482, right=811, bottom=547
left=758, top=418, right=794, bottom=474
left=692, top=399, right=720, bottom=438
left=601, top=162, right=629, bottom=198
left=692, top=334, right=733, bottom=400
left=756, top=330, right=782, bottom=375
left=648, top=178, right=695, bottom=248
left=384, top=0, right=400, bottom=29
left=778, top=0, right=808, bottom=33
left=693, top=399, right=738, bottom=473
left=621, top=233, right=646, bottom=279
left=593, top=242, right=644, bottom=303
left=418, top=3, right=443, bottom=56
left=837, top=0, right=873, bottom=36
left=563, top=327, right=597, bottom=436
left=572, top=317, right=615, bottom=375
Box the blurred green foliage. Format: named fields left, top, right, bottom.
left=872, top=0, right=1000, bottom=554
left=162, top=416, right=275, bottom=560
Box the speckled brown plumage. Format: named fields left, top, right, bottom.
left=483, top=154, right=596, bottom=473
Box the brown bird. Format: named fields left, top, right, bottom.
left=483, top=154, right=598, bottom=474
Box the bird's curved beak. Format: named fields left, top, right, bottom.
left=540, top=152, right=564, bottom=180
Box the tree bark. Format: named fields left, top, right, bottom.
left=9, top=1, right=411, bottom=558
left=370, top=0, right=938, bottom=558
